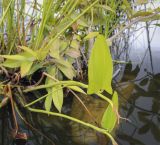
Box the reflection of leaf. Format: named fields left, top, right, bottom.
left=88, top=34, right=113, bottom=94
left=148, top=80, right=158, bottom=92
left=121, top=64, right=140, bottom=82
left=139, top=78, right=149, bottom=86
left=126, top=106, right=134, bottom=118
left=134, top=84, right=148, bottom=97
left=152, top=99, right=160, bottom=113
left=118, top=133, right=145, bottom=145
left=138, top=112, right=149, bottom=123
left=150, top=122, right=160, bottom=142
left=138, top=123, right=150, bottom=134
left=137, top=111, right=150, bottom=117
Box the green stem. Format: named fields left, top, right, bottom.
left=23, top=80, right=113, bottom=107
left=27, top=107, right=117, bottom=145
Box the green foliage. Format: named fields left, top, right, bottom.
left=101, top=91, right=119, bottom=132
left=0, top=0, right=159, bottom=145
left=87, top=34, right=113, bottom=94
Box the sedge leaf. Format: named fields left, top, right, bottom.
left=87, top=34, right=113, bottom=94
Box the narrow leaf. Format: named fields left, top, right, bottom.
left=52, top=86, right=63, bottom=112
left=45, top=94, right=52, bottom=112
left=44, top=67, right=56, bottom=112
left=101, top=91, right=118, bottom=132
left=67, top=86, right=86, bottom=94
left=0, top=55, right=28, bottom=61
left=49, top=39, right=60, bottom=59
left=84, top=32, right=99, bottom=40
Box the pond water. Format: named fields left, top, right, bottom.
left=114, top=22, right=160, bottom=145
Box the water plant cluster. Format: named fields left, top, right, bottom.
left=0, top=0, right=159, bottom=145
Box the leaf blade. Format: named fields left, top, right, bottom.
left=101, top=91, right=118, bottom=132
left=87, top=34, right=113, bottom=94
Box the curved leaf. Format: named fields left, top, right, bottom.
left=101, top=91, right=118, bottom=132
left=67, top=86, right=86, bottom=95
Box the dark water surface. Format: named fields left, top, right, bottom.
left=114, top=23, right=160, bottom=145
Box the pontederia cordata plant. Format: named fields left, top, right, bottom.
left=0, top=0, right=160, bottom=144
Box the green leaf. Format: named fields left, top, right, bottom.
left=95, top=5, right=115, bottom=13
left=0, top=54, right=28, bottom=61
left=84, top=32, right=99, bottom=40
left=101, top=91, right=118, bottom=132
left=131, top=11, right=153, bottom=18
left=65, top=48, right=81, bottom=58
left=27, top=63, right=44, bottom=76
left=19, top=46, right=38, bottom=59
left=45, top=94, right=52, bottom=112
left=55, top=58, right=75, bottom=79
left=20, top=61, right=33, bottom=77
left=2, top=59, right=21, bottom=68
left=49, top=39, right=60, bottom=59
left=87, top=34, right=113, bottom=94
left=67, top=86, right=86, bottom=95
left=44, top=67, right=57, bottom=112
left=52, top=85, right=64, bottom=112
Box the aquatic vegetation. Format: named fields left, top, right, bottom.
left=0, top=0, right=160, bottom=145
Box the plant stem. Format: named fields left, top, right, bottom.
left=23, top=80, right=113, bottom=107
left=26, top=107, right=117, bottom=145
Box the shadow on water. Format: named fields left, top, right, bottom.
left=114, top=21, right=160, bottom=145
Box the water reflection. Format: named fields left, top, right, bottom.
left=114, top=22, right=160, bottom=145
